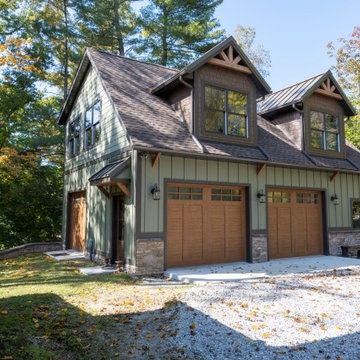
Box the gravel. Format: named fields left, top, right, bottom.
left=169, top=266, right=360, bottom=360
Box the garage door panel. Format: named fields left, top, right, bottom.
left=225, top=206, right=245, bottom=261
left=166, top=204, right=184, bottom=267
left=183, top=205, right=203, bottom=265
left=277, top=207, right=292, bottom=258
left=166, top=184, right=246, bottom=267
left=268, top=189, right=323, bottom=259
left=206, top=205, right=226, bottom=263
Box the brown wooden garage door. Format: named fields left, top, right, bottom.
left=69, top=191, right=87, bottom=252
left=166, top=183, right=247, bottom=267
left=268, top=189, right=323, bottom=259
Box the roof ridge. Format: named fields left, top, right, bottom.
left=88, top=48, right=179, bottom=72
left=265, top=71, right=328, bottom=98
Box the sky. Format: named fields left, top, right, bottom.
left=215, top=0, right=360, bottom=91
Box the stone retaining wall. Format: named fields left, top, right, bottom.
left=0, top=242, right=62, bottom=260
left=328, top=231, right=360, bottom=257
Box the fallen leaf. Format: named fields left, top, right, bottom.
left=189, top=323, right=196, bottom=329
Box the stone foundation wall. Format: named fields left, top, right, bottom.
left=328, top=231, right=360, bottom=257
left=0, top=242, right=62, bottom=260
left=135, top=239, right=164, bottom=274
left=251, top=234, right=268, bottom=263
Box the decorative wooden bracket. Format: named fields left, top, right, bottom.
left=314, top=78, right=342, bottom=100
left=152, top=152, right=161, bottom=168
left=330, top=171, right=339, bottom=182
left=208, top=45, right=252, bottom=75
left=97, top=185, right=110, bottom=199
left=257, top=163, right=266, bottom=176
left=115, top=182, right=131, bottom=198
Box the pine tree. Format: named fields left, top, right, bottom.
left=135, top=0, right=224, bottom=68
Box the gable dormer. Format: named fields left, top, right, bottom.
left=259, top=71, right=356, bottom=159
left=151, top=37, right=271, bottom=147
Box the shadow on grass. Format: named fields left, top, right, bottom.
left=0, top=292, right=359, bottom=360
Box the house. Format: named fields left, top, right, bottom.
left=58, top=36, right=360, bottom=274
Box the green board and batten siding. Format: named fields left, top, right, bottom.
left=139, top=155, right=360, bottom=234
left=62, top=65, right=135, bottom=261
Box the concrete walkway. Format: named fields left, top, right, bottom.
left=45, top=249, right=85, bottom=261
left=164, top=255, right=360, bottom=284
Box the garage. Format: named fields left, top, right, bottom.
left=166, top=183, right=247, bottom=267
left=69, top=191, right=87, bottom=252
left=268, top=189, right=324, bottom=259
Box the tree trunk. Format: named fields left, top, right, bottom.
left=114, top=0, right=124, bottom=56
left=63, top=0, right=69, bottom=99
left=161, top=5, right=168, bottom=66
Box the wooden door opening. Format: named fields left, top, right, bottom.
left=112, top=195, right=124, bottom=263
left=69, top=191, right=87, bottom=252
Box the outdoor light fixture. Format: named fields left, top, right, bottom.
left=257, top=191, right=266, bottom=203
left=331, top=194, right=340, bottom=206
left=151, top=184, right=160, bottom=200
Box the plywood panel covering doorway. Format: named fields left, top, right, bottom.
left=268, top=189, right=323, bottom=259
left=69, top=191, right=87, bottom=252
left=166, top=183, right=247, bottom=268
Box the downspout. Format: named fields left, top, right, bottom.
left=292, top=103, right=317, bottom=166
left=179, top=75, right=205, bottom=153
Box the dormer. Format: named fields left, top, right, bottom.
left=258, top=71, right=356, bottom=159
left=151, top=36, right=271, bottom=147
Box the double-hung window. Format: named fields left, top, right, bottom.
left=204, top=85, right=248, bottom=137
left=85, top=101, right=101, bottom=149
left=310, top=110, right=340, bottom=152
left=68, top=117, right=80, bottom=157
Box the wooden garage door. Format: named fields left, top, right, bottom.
left=166, top=184, right=246, bottom=267
left=69, top=192, right=87, bottom=252
left=268, top=189, right=323, bottom=259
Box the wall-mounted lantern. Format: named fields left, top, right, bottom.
left=257, top=191, right=266, bottom=203
left=151, top=184, right=161, bottom=200
left=331, top=194, right=340, bottom=206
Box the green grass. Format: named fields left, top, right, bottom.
left=0, top=254, right=185, bottom=360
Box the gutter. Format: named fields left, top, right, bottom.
left=133, top=145, right=360, bottom=175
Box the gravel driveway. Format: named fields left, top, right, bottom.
left=167, top=258, right=360, bottom=360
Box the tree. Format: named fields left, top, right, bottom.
left=75, top=0, right=137, bottom=56
left=327, top=26, right=360, bottom=148
left=135, top=0, right=224, bottom=68
left=234, top=25, right=271, bottom=78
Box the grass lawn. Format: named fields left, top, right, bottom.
left=0, top=254, right=187, bottom=360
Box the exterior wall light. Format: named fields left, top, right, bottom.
left=257, top=191, right=266, bottom=203
left=151, top=184, right=160, bottom=200
left=331, top=194, right=340, bottom=206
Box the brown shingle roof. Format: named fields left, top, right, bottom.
left=60, top=48, right=360, bottom=173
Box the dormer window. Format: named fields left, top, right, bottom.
left=204, top=85, right=248, bottom=137
left=310, top=110, right=340, bottom=152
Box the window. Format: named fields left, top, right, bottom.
left=204, top=85, right=247, bottom=137
left=211, top=188, right=241, bottom=201
left=268, top=191, right=291, bottom=203
left=167, top=186, right=203, bottom=200
left=310, top=111, right=340, bottom=152
left=352, top=201, right=360, bottom=228
left=296, top=193, right=318, bottom=204
left=85, top=101, right=101, bottom=149
left=68, top=117, right=80, bottom=157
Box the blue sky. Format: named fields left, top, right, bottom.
left=133, top=0, right=359, bottom=91
left=215, top=0, right=360, bottom=91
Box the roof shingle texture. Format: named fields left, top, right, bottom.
left=88, top=50, right=360, bottom=172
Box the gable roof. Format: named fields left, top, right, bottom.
left=258, top=70, right=356, bottom=117
left=150, top=36, right=271, bottom=97
left=58, top=47, right=360, bottom=174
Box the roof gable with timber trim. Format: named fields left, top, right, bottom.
left=150, top=36, right=271, bottom=97
left=258, top=70, right=356, bottom=117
